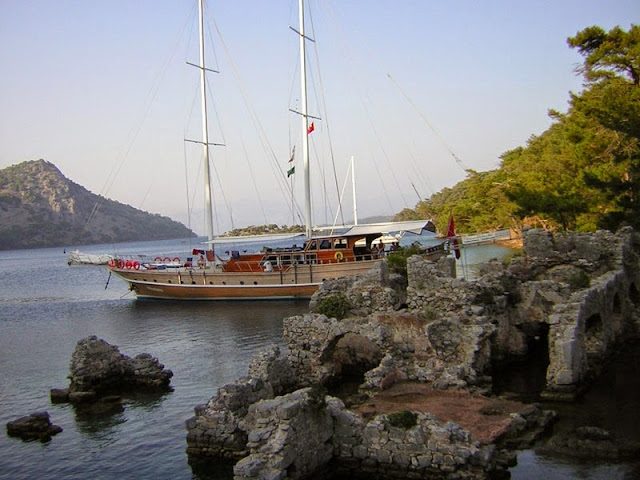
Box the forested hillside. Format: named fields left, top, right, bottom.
left=396, top=25, right=639, bottom=235
left=0, top=159, right=195, bottom=250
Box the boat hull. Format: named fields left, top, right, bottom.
left=109, top=259, right=381, bottom=300
left=128, top=281, right=318, bottom=300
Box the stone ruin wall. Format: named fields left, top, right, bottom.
left=185, top=227, right=640, bottom=479
left=401, top=227, right=640, bottom=398
left=186, top=345, right=504, bottom=480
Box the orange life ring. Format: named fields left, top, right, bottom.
left=163, top=257, right=171, bottom=263
left=154, top=256, right=163, bottom=262
left=133, top=261, right=140, bottom=270
left=108, top=260, right=115, bottom=268
left=172, top=257, right=181, bottom=264
left=334, top=251, right=344, bottom=261
left=118, top=259, right=125, bottom=269
left=125, top=260, right=133, bottom=269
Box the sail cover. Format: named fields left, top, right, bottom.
left=208, top=233, right=307, bottom=244
left=341, top=220, right=436, bottom=236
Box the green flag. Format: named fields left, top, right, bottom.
left=287, top=166, right=295, bottom=177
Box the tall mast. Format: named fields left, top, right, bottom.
left=298, top=0, right=312, bottom=238
left=198, top=0, right=214, bottom=244
left=351, top=156, right=358, bottom=225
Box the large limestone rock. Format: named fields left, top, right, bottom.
left=6, top=411, right=62, bottom=442
left=62, top=336, right=173, bottom=403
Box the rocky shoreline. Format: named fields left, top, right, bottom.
left=51, top=335, right=174, bottom=406
left=185, top=227, right=640, bottom=479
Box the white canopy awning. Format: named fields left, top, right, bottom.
left=207, top=233, right=306, bottom=244
left=340, top=219, right=435, bottom=237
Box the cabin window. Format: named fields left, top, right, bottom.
left=334, top=239, right=348, bottom=249
left=320, top=239, right=331, bottom=250
left=308, top=240, right=317, bottom=250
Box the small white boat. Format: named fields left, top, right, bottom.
left=67, top=250, right=113, bottom=266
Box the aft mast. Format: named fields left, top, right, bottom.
left=198, top=0, right=215, bottom=253
left=297, top=0, right=312, bottom=239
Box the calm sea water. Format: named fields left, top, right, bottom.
left=0, top=239, right=637, bottom=479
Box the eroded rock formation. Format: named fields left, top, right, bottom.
left=6, top=411, right=62, bottom=442
left=52, top=336, right=173, bottom=405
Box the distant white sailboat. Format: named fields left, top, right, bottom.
left=67, top=250, right=113, bottom=266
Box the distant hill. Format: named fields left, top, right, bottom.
left=0, top=159, right=196, bottom=250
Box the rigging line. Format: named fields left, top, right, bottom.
left=205, top=69, right=227, bottom=147
left=410, top=181, right=422, bottom=204
left=182, top=139, right=193, bottom=235
left=409, top=163, right=429, bottom=201
left=359, top=92, right=409, bottom=207
left=317, top=0, right=412, bottom=213
left=138, top=183, right=153, bottom=211
left=320, top=0, right=467, bottom=178
left=371, top=154, right=396, bottom=215
left=210, top=16, right=304, bottom=223
left=332, top=158, right=352, bottom=227
left=87, top=2, right=198, bottom=232
left=186, top=135, right=204, bottom=232
left=209, top=148, right=235, bottom=231
left=387, top=73, right=467, bottom=172
left=310, top=134, right=331, bottom=226
left=241, top=136, right=268, bottom=225
left=184, top=81, right=204, bottom=226
left=408, top=147, right=436, bottom=197
left=308, top=6, right=344, bottom=227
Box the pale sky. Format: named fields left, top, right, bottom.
left=1, top=1, right=637, bottom=235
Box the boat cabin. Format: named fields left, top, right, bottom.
left=221, top=232, right=383, bottom=273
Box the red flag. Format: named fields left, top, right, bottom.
left=307, top=122, right=315, bottom=134
left=447, top=215, right=460, bottom=259
left=289, top=145, right=295, bottom=162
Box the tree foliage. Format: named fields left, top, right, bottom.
left=396, top=24, right=640, bottom=233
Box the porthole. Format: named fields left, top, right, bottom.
left=240, top=281, right=245, bottom=285
left=192, top=281, right=196, bottom=285
left=253, top=281, right=258, bottom=285
left=209, top=281, right=214, bottom=285
left=168, top=280, right=172, bottom=284
left=222, top=281, right=226, bottom=285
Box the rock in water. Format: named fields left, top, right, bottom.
left=6, top=411, right=62, bottom=441
left=65, top=336, right=173, bottom=402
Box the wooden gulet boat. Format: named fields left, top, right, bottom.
left=108, top=0, right=435, bottom=300
left=109, top=229, right=389, bottom=300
